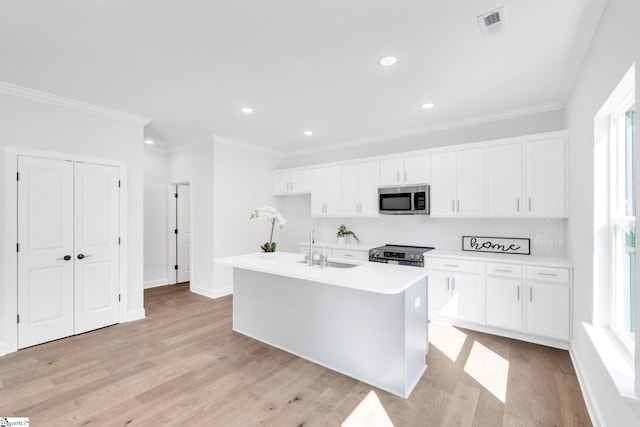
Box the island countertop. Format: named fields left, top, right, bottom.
left=215, top=251, right=427, bottom=295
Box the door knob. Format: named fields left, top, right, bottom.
left=77, top=254, right=92, bottom=260
left=56, top=255, right=72, bottom=261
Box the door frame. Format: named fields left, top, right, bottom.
left=3, top=146, right=128, bottom=355
left=167, top=178, right=192, bottom=285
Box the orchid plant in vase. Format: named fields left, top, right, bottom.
left=249, top=205, right=286, bottom=252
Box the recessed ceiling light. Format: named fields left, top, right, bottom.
left=421, top=103, right=435, bottom=110
left=378, top=56, right=397, bottom=67
left=144, top=139, right=155, bottom=144
left=303, top=130, right=313, bottom=136
left=240, top=107, right=254, bottom=114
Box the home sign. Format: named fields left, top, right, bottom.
left=462, top=236, right=530, bottom=255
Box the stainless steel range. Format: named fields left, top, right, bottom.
left=368, top=244, right=435, bottom=267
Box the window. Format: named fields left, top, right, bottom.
left=610, top=93, right=636, bottom=351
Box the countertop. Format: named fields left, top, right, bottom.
left=215, top=251, right=427, bottom=294
left=424, top=249, right=572, bottom=268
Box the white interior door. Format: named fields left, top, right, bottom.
left=74, top=162, right=120, bottom=334
left=17, top=156, right=74, bottom=349
left=176, top=184, right=191, bottom=283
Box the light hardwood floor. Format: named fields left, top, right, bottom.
left=0, top=283, right=591, bottom=426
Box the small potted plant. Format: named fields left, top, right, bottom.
left=336, top=224, right=360, bottom=244
left=249, top=205, right=286, bottom=253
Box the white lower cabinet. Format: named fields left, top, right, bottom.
left=426, top=259, right=484, bottom=324
left=427, top=256, right=572, bottom=347
left=526, top=266, right=570, bottom=340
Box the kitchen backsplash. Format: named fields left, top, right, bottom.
left=313, top=216, right=566, bottom=257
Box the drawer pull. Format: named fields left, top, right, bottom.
left=344, top=254, right=354, bottom=257
left=444, top=263, right=458, bottom=268
left=537, top=272, right=558, bottom=277
left=494, top=268, right=512, bottom=273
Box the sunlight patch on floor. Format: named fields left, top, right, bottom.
left=463, top=341, right=509, bottom=403
left=342, top=390, right=395, bottom=427
left=429, top=322, right=468, bottom=362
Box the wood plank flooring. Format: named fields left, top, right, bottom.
left=0, top=283, right=592, bottom=426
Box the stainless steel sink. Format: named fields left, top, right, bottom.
left=297, top=260, right=359, bottom=268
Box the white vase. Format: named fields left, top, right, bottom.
left=337, top=236, right=346, bottom=244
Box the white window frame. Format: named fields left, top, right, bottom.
left=609, top=91, right=636, bottom=354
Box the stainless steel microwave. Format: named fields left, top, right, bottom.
left=378, top=185, right=429, bottom=215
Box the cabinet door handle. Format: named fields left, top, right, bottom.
left=56, top=255, right=72, bottom=261
left=517, top=285, right=520, bottom=301
left=451, top=277, right=455, bottom=291
left=404, top=170, right=407, bottom=182
left=456, top=200, right=460, bottom=212
left=446, top=277, right=450, bottom=291
left=529, top=288, right=533, bottom=302
left=451, top=200, right=455, bottom=213
left=529, top=197, right=532, bottom=212
left=396, top=171, right=400, bottom=183
left=517, top=198, right=520, bottom=212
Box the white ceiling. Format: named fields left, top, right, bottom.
left=0, top=1, right=596, bottom=153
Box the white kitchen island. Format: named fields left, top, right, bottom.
left=215, top=252, right=428, bottom=398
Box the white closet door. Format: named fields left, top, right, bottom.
left=74, top=162, right=120, bottom=334
left=17, top=156, right=74, bottom=349
left=177, top=184, right=191, bottom=283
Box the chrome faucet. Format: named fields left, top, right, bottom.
left=308, top=228, right=315, bottom=266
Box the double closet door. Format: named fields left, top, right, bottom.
left=17, top=156, right=121, bottom=349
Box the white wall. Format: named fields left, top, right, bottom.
left=143, top=147, right=169, bottom=288
left=168, top=143, right=215, bottom=297
left=564, top=0, right=640, bottom=425
left=0, top=90, right=146, bottom=356
left=212, top=139, right=277, bottom=295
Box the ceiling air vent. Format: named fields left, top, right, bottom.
left=478, top=6, right=506, bottom=38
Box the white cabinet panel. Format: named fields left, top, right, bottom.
left=430, top=152, right=456, bottom=216
left=341, top=161, right=380, bottom=217
left=311, top=167, right=342, bottom=216
left=526, top=137, right=567, bottom=217
left=427, top=261, right=484, bottom=325
left=486, top=277, right=522, bottom=331
left=430, top=149, right=485, bottom=217
left=527, top=282, right=570, bottom=340
left=487, top=143, right=523, bottom=217
left=380, top=155, right=429, bottom=187
left=456, top=149, right=485, bottom=216
left=273, top=169, right=311, bottom=195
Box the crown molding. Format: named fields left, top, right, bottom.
left=0, top=81, right=151, bottom=125
left=211, top=134, right=280, bottom=157
left=282, top=102, right=563, bottom=157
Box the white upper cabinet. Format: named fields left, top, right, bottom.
left=341, top=161, right=380, bottom=217
left=430, top=149, right=485, bottom=217
left=273, top=169, right=311, bottom=195
left=379, top=154, right=429, bottom=187
left=526, top=137, right=567, bottom=217
left=487, top=143, right=523, bottom=217
left=311, top=167, right=342, bottom=216
left=487, top=134, right=567, bottom=218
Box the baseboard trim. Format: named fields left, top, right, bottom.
left=144, top=278, right=168, bottom=289
left=569, top=342, right=604, bottom=427
left=127, top=309, right=146, bottom=322
left=191, top=285, right=233, bottom=300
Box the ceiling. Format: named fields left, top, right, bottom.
left=0, top=0, right=596, bottom=153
